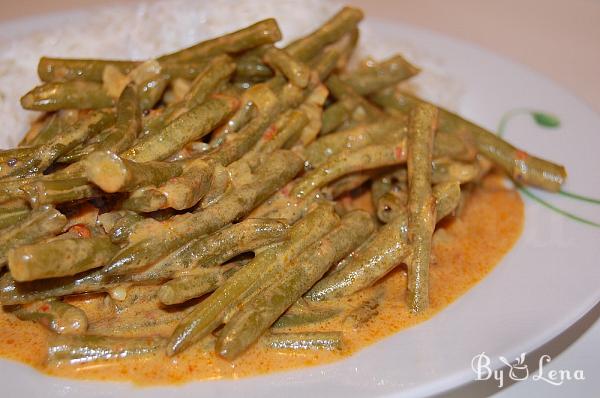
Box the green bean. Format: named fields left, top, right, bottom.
left=406, top=103, right=437, bottom=313
left=376, top=162, right=472, bottom=223
left=122, top=188, right=167, bottom=213
left=341, top=54, right=420, bottom=95
left=158, top=264, right=240, bottom=305
left=98, top=210, right=144, bottom=244
left=0, top=111, right=114, bottom=178
left=376, top=191, right=407, bottom=224
left=103, top=284, right=161, bottom=313
left=227, top=108, right=308, bottom=178
left=0, top=268, right=109, bottom=305
left=58, top=84, right=141, bottom=163
left=371, top=89, right=567, bottom=191
left=198, top=163, right=231, bottom=209
left=0, top=178, right=33, bottom=203
left=251, top=109, right=309, bottom=155
left=47, top=160, right=87, bottom=178
left=0, top=151, right=39, bottom=179
left=205, top=85, right=303, bottom=166
left=100, top=224, right=189, bottom=277
left=285, top=7, right=363, bottom=62
left=47, top=334, right=165, bottom=365
left=0, top=267, right=165, bottom=305
left=263, top=47, right=310, bottom=88
left=20, top=81, right=115, bottom=111
left=466, top=117, right=567, bottom=190
left=432, top=182, right=462, bottom=220
left=217, top=210, right=373, bottom=359
left=431, top=159, right=480, bottom=184
left=330, top=29, right=359, bottom=71
left=167, top=203, right=339, bottom=355
left=182, top=55, right=236, bottom=109
left=123, top=159, right=214, bottom=212
left=326, top=75, right=385, bottom=122
left=139, top=218, right=289, bottom=281
left=370, top=168, right=407, bottom=207
left=305, top=217, right=405, bottom=301
left=146, top=159, right=214, bottom=211
left=369, top=87, right=415, bottom=113
left=206, top=114, right=273, bottom=166
left=27, top=113, right=62, bottom=147
left=103, top=150, right=303, bottom=276
left=250, top=188, right=328, bottom=225
left=0, top=147, right=38, bottom=171
left=304, top=119, right=406, bottom=168
left=378, top=169, right=407, bottom=188
left=321, top=98, right=358, bottom=135
left=262, top=331, right=343, bottom=351
left=313, top=54, right=340, bottom=84
left=167, top=141, right=213, bottom=161
left=306, top=181, right=460, bottom=300
left=292, top=143, right=407, bottom=198
left=234, top=47, right=274, bottom=82
left=140, top=109, right=172, bottom=139
left=144, top=78, right=239, bottom=146
left=310, top=28, right=359, bottom=81
left=272, top=306, right=341, bottom=329
left=11, top=299, right=88, bottom=334
left=371, top=173, right=398, bottom=201
left=433, top=130, right=477, bottom=161
left=297, top=84, right=329, bottom=145
left=158, top=19, right=282, bottom=63
left=122, top=95, right=238, bottom=162
left=22, top=177, right=102, bottom=207
left=0, top=201, right=30, bottom=230
left=0, top=167, right=86, bottom=204
left=248, top=77, right=286, bottom=107
left=326, top=171, right=374, bottom=198
left=85, top=151, right=183, bottom=193
left=210, top=101, right=256, bottom=145
left=137, top=74, right=168, bottom=111
left=0, top=205, right=66, bottom=264
left=38, top=57, right=208, bottom=83
left=110, top=220, right=144, bottom=246
left=38, top=57, right=139, bottom=82
left=160, top=62, right=211, bottom=80
left=89, top=309, right=188, bottom=337
left=8, top=236, right=118, bottom=282
left=56, top=139, right=105, bottom=166
left=141, top=59, right=233, bottom=138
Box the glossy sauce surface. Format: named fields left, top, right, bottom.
left=0, top=174, right=523, bottom=385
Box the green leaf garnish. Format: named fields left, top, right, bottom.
left=531, top=112, right=560, bottom=128
left=558, top=190, right=600, bottom=205
left=519, top=186, right=600, bottom=228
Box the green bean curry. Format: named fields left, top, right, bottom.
left=0, top=6, right=563, bottom=384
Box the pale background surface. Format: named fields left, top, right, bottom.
left=0, top=1, right=598, bottom=396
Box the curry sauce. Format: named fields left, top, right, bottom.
left=0, top=174, right=524, bottom=384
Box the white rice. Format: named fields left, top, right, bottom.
left=0, top=0, right=462, bottom=149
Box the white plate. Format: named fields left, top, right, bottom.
left=0, top=1, right=599, bottom=397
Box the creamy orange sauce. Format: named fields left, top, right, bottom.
left=0, top=174, right=523, bottom=385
